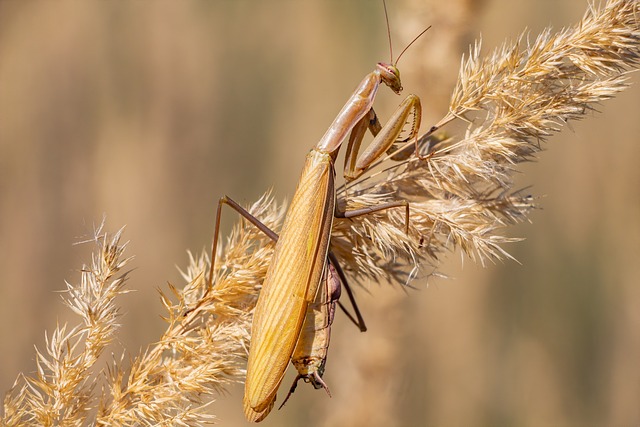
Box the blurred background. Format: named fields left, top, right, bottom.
left=1, top=0, right=639, bottom=425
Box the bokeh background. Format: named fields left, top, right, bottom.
left=1, top=0, right=639, bottom=425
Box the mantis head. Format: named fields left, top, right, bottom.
left=376, top=62, right=403, bottom=95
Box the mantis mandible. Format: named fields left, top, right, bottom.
left=204, top=5, right=430, bottom=422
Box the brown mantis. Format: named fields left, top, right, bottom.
left=204, top=4, right=430, bottom=423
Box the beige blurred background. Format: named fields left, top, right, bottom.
left=1, top=0, right=639, bottom=425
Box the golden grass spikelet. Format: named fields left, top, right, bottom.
left=3, top=224, right=130, bottom=427
left=96, top=194, right=283, bottom=426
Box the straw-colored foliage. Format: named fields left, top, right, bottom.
left=3, top=0, right=639, bottom=425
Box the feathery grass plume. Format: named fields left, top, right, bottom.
left=330, top=0, right=640, bottom=284
left=2, top=224, right=131, bottom=427
left=96, top=194, right=283, bottom=425
left=2, top=197, right=282, bottom=426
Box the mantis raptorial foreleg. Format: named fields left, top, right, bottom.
left=344, top=92, right=422, bottom=181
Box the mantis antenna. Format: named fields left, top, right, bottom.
left=383, top=0, right=394, bottom=63
left=382, top=0, right=431, bottom=67
left=395, top=25, right=432, bottom=66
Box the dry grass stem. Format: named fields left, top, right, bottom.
left=3, top=0, right=639, bottom=425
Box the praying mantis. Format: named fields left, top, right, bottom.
left=205, top=4, right=430, bottom=423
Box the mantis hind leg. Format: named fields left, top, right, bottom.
left=336, top=199, right=410, bottom=234
left=207, top=196, right=278, bottom=290
left=328, top=252, right=367, bottom=332
left=207, top=196, right=368, bottom=332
